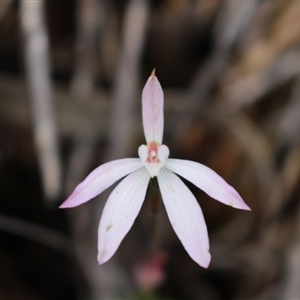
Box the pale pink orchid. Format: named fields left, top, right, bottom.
left=60, top=70, right=250, bottom=268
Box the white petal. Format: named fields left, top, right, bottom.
left=157, top=168, right=211, bottom=268
left=98, top=167, right=150, bottom=264
left=158, top=144, right=170, bottom=165
left=60, top=159, right=143, bottom=208
left=166, top=159, right=250, bottom=210
left=142, top=74, right=164, bottom=144
left=138, top=144, right=148, bottom=162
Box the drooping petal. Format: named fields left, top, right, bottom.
left=166, top=159, right=250, bottom=210
left=98, top=167, right=150, bottom=264
left=142, top=72, right=164, bottom=144
left=60, top=159, right=143, bottom=208
left=157, top=168, right=211, bottom=268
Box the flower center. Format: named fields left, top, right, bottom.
left=147, top=142, right=159, bottom=163
left=138, top=141, right=169, bottom=178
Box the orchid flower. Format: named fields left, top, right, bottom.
left=60, top=70, right=250, bottom=268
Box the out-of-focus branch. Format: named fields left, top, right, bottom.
left=0, top=75, right=182, bottom=137
left=107, top=0, right=150, bottom=160
left=0, top=213, right=112, bottom=298
left=20, top=0, right=62, bottom=203
left=186, top=0, right=260, bottom=110
left=278, top=75, right=300, bottom=146
left=0, top=213, right=71, bottom=254
left=174, top=1, right=260, bottom=152
left=70, top=0, right=108, bottom=99
left=279, top=179, right=300, bottom=299
left=222, top=48, right=300, bottom=110
left=276, top=77, right=300, bottom=213
left=0, top=0, right=12, bottom=22
left=279, top=238, right=300, bottom=300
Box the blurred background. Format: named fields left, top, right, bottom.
left=1, top=0, right=300, bottom=299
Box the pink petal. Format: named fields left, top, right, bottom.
left=166, top=159, right=250, bottom=210
left=97, top=167, right=150, bottom=264
left=142, top=72, right=164, bottom=144
left=60, top=159, right=143, bottom=208
left=157, top=168, right=211, bottom=268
